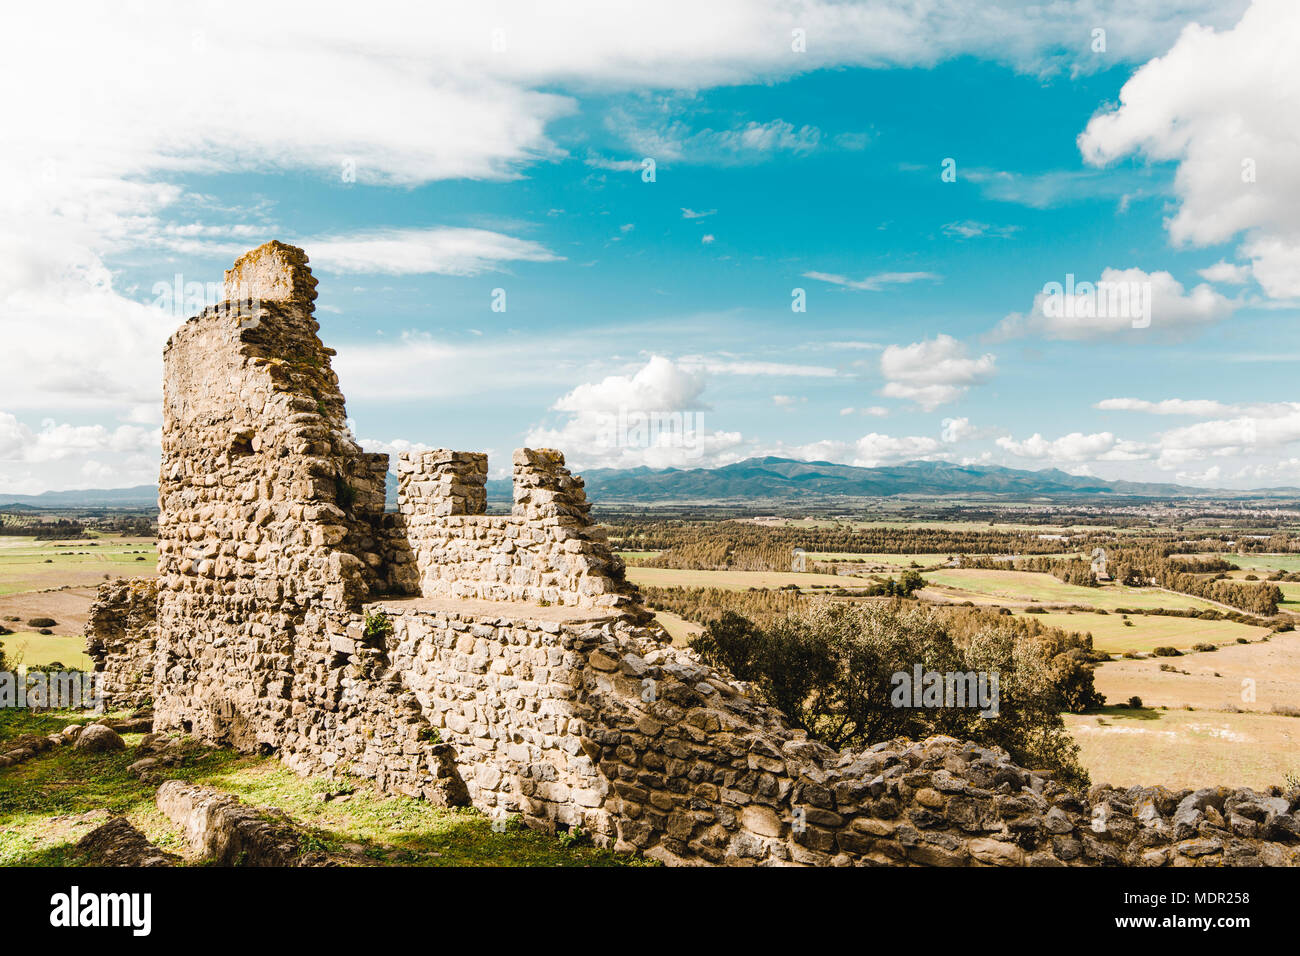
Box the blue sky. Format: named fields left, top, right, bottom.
left=2, top=0, right=1298, bottom=492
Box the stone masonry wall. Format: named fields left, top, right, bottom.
left=85, top=240, right=1300, bottom=867
left=396, top=447, right=639, bottom=614
left=84, top=578, right=160, bottom=710
left=377, top=600, right=1300, bottom=867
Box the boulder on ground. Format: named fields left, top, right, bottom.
left=156, top=780, right=330, bottom=866
left=73, top=724, right=125, bottom=752
left=75, top=817, right=177, bottom=866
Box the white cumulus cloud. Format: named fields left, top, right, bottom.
left=1078, top=0, right=1300, bottom=297
left=879, top=335, right=996, bottom=410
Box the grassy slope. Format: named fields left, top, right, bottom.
left=0, top=711, right=647, bottom=868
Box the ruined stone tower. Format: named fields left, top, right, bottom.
left=148, top=241, right=637, bottom=799
left=85, top=242, right=1300, bottom=866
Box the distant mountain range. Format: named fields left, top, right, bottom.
left=0, top=485, right=159, bottom=508
left=547, top=457, right=1212, bottom=500
left=4, top=458, right=1297, bottom=511
left=474, top=456, right=1291, bottom=503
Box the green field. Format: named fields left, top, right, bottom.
left=921, top=568, right=1220, bottom=612
left=1221, top=552, right=1300, bottom=573
left=1016, top=610, right=1271, bottom=655
left=0, top=633, right=93, bottom=668
left=0, top=537, right=155, bottom=594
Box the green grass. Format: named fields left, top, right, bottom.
left=1016, top=610, right=1271, bottom=655
left=921, top=568, right=1220, bottom=612
left=0, top=708, right=649, bottom=868
left=0, top=633, right=93, bottom=668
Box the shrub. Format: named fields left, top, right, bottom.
left=690, top=602, right=1089, bottom=787
left=1192, top=642, right=1217, bottom=653
left=26, top=617, right=56, bottom=628
left=557, top=825, right=591, bottom=849
left=362, top=611, right=393, bottom=642
left=1126, top=696, right=1143, bottom=709
left=1153, top=646, right=1182, bottom=657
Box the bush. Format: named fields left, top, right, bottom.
left=1153, top=646, right=1182, bottom=657
left=26, top=617, right=56, bottom=628
left=1192, top=642, right=1217, bottom=653
left=690, top=602, right=1089, bottom=787
left=1050, top=650, right=1105, bottom=714
left=1126, top=696, right=1143, bottom=709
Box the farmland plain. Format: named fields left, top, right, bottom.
left=1014, top=610, right=1272, bottom=655
left=0, top=536, right=154, bottom=669
left=1064, top=708, right=1298, bottom=790
left=919, top=568, right=1221, bottom=612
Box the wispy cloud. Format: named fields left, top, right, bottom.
left=305, top=227, right=562, bottom=276
left=941, top=220, right=1019, bottom=240
left=803, top=270, right=941, bottom=292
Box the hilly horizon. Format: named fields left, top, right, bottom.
left=4, top=456, right=1296, bottom=510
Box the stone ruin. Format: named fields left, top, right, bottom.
left=85, top=241, right=1300, bottom=866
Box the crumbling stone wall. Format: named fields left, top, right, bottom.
left=375, top=599, right=1300, bottom=866
left=396, top=447, right=637, bottom=613
left=84, top=241, right=1300, bottom=867
left=84, top=578, right=159, bottom=709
